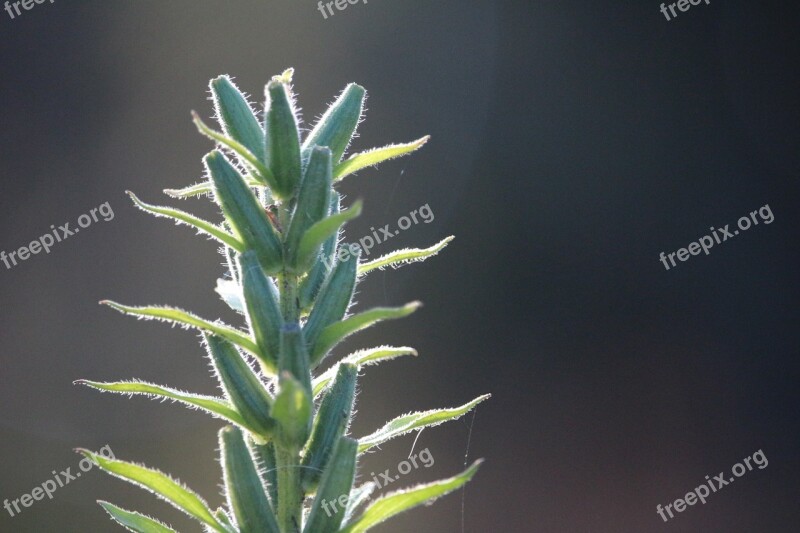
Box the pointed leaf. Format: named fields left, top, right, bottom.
left=295, top=200, right=362, bottom=273
left=98, top=501, right=177, bottom=533
left=340, top=460, right=483, bottom=533
left=358, top=394, right=491, bottom=453
left=100, top=301, right=261, bottom=362
left=358, top=236, right=454, bottom=276
left=302, top=83, right=365, bottom=163
left=265, top=79, right=302, bottom=197
left=211, top=75, right=266, bottom=161
left=311, top=302, right=422, bottom=366
left=284, top=146, right=332, bottom=268
left=220, top=426, right=280, bottom=533
left=193, top=112, right=275, bottom=188
left=79, top=450, right=224, bottom=532
left=164, top=175, right=264, bottom=199
left=303, top=249, right=358, bottom=352
left=205, top=150, right=283, bottom=273
left=334, top=136, right=430, bottom=181
left=127, top=191, right=243, bottom=251
left=303, top=437, right=358, bottom=533
left=301, top=363, right=357, bottom=492
left=240, top=250, right=283, bottom=367
left=75, top=379, right=248, bottom=430
left=312, top=346, right=417, bottom=397
left=205, top=334, right=276, bottom=439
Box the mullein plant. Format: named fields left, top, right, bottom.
left=76, top=69, right=489, bottom=532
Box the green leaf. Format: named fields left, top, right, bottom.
left=358, top=236, right=454, bottom=275
left=358, top=394, right=491, bottom=453
left=265, top=79, right=302, bottom=198
left=295, top=200, right=362, bottom=273
left=205, top=334, right=276, bottom=439
left=205, top=150, right=284, bottom=274
left=220, top=426, right=280, bottom=533
left=340, top=460, right=483, bottom=533
left=299, top=194, right=340, bottom=310
left=334, top=136, right=430, bottom=181
left=127, top=191, right=243, bottom=251
left=303, top=250, right=358, bottom=352
left=284, top=146, right=332, bottom=270
left=193, top=112, right=276, bottom=188
left=311, top=302, right=422, bottom=366
left=278, top=323, right=312, bottom=397
left=79, top=450, right=224, bottom=532
left=272, top=372, right=312, bottom=451
left=100, top=301, right=263, bottom=365
left=302, top=83, right=366, bottom=163
left=75, top=379, right=249, bottom=430
left=301, top=363, right=357, bottom=492
left=312, top=346, right=417, bottom=397
left=164, top=175, right=264, bottom=199
left=210, top=75, right=266, bottom=161
left=240, top=250, right=283, bottom=367
left=216, top=278, right=245, bottom=314
left=303, top=437, right=358, bottom=533
left=98, top=501, right=177, bottom=533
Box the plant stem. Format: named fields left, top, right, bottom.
left=276, top=447, right=302, bottom=532
left=276, top=198, right=305, bottom=530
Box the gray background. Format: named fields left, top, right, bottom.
left=1, top=1, right=798, bottom=531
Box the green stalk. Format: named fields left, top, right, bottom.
left=276, top=214, right=305, bottom=531
left=275, top=447, right=302, bottom=532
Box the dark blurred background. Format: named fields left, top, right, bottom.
left=1, top=1, right=798, bottom=531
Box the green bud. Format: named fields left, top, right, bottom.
left=272, top=372, right=312, bottom=451
left=301, top=363, right=357, bottom=492
left=284, top=146, right=332, bottom=272
left=303, top=437, right=358, bottom=533
left=303, top=249, right=358, bottom=351
left=279, top=323, right=312, bottom=398
left=205, top=334, right=275, bottom=439
left=219, top=426, right=280, bottom=533
left=205, top=150, right=283, bottom=273
left=265, top=80, right=302, bottom=198
left=302, top=83, right=365, bottom=163
left=210, top=75, right=266, bottom=162
left=239, top=250, right=282, bottom=368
